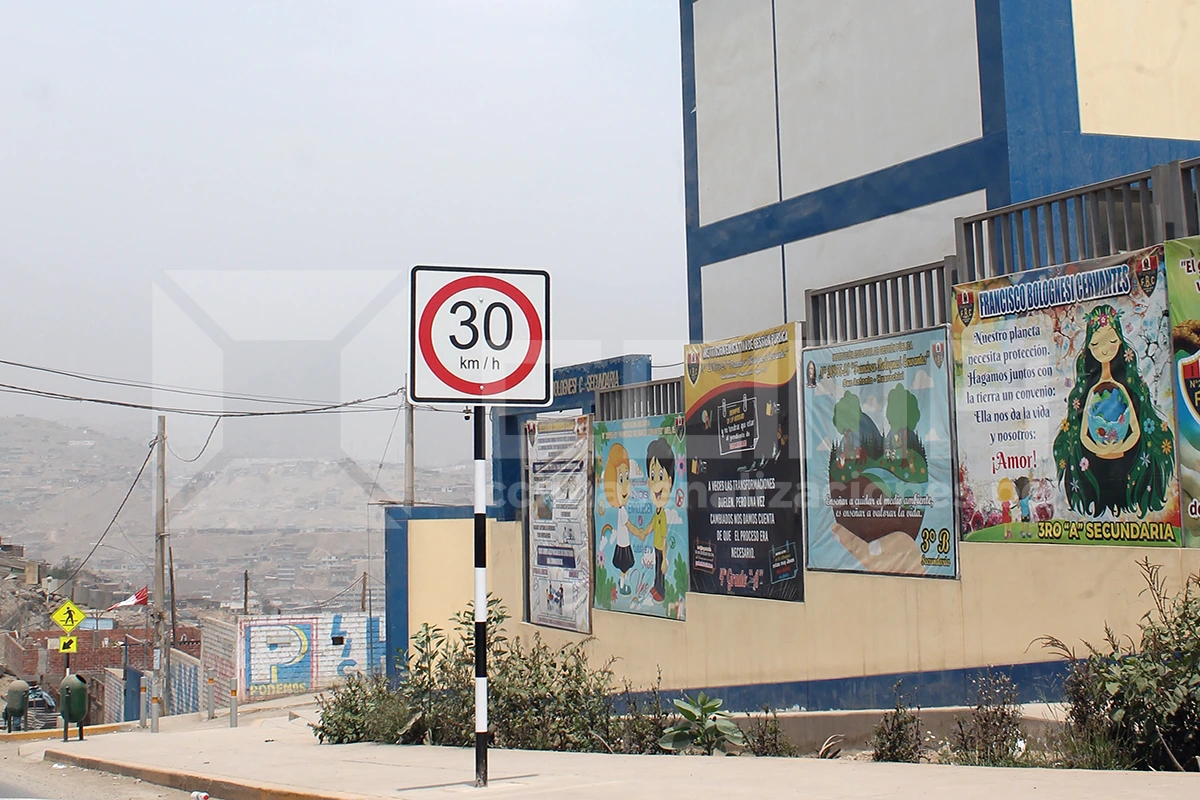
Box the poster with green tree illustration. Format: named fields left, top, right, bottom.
left=593, top=415, right=688, bottom=619
left=803, top=328, right=956, bottom=577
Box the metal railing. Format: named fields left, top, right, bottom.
left=954, top=169, right=1163, bottom=281
left=805, top=259, right=950, bottom=346
left=788, top=158, right=1200, bottom=350
left=1180, top=156, right=1200, bottom=237
left=596, top=378, right=682, bottom=421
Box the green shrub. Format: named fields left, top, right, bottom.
left=872, top=681, right=922, bottom=763
left=611, top=675, right=676, bottom=755
left=377, top=594, right=676, bottom=754
left=312, top=673, right=419, bottom=745
left=745, top=706, right=798, bottom=757
left=489, top=632, right=616, bottom=752
left=1039, top=558, right=1200, bottom=771
left=949, top=672, right=1025, bottom=767
left=658, top=691, right=746, bottom=755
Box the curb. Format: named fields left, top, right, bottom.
left=42, top=748, right=375, bottom=800
left=0, top=722, right=134, bottom=742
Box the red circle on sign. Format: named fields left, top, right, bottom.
left=418, top=275, right=543, bottom=397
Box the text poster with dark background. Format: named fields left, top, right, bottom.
left=684, top=323, right=802, bottom=601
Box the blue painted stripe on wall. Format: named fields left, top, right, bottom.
left=1000, top=0, right=1200, bottom=202
left=689, top=134, right=1006, bottom=269
left=622, top=659, right=1072, bottom=714
left=975, top=0, right=1011, bottom=208
left=679, top=0, right=702, bottom=342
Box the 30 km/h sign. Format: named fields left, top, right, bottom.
left=410, top=266, right=551, bottom=405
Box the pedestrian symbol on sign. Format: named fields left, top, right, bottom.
left=51, top=600, right=87, bottom=634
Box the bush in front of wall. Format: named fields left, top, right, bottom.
left=872, top=681, right=922, bottom=763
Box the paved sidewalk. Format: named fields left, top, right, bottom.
left=32, top=712, right=1198, bottom=800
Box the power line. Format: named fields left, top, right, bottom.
left=58, top=438, right=157, bottom=587
left=0, top=381, right=402, bottom=418
left=166, top=418, right=221, bottom=463
left=0, top=357, right=397, bottom=410
left=364, top=398, right=404, bottom=675
left=367, top=404, right=405, bottom=504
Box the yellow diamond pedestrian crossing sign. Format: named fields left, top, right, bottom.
left=51, top=600, right=86, bottom=634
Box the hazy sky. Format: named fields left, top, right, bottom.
left=0, top=2, right=687, bottom=472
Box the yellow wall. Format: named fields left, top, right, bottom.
left=1073, top=0, right=1200, bottom=140
left=407, top=517, right=1200, bottom=690
left=406, top=518, right=478, bottom=639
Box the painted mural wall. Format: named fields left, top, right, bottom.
left=238, top=612, right=385, bottom=700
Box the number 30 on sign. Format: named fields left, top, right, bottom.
left=410, top=266, right=551, bottom=406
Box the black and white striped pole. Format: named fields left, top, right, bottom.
left=473, top=404, right=488, bottom=788
left=410, top=265, right=551, bottom=789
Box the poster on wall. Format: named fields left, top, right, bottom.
left=802, top=327, right=957, bottom=577
left=684, top=323, right=803, bottom=602
left=953, top=245, right=1181, bottom=546
left=1166, top=236, right=1200, bottom=547
left=526, top=416, right=592, bottom=632
left=593, top=415, right=688, bottom=620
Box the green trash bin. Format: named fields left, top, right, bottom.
left=4, top=680, right=29, bottom=732
left=59, top=674, right=87, bottom=740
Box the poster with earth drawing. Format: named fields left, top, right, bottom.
left=803, top=327, right=957, bottom=577
left=953, top=245, right=1181, bottom=546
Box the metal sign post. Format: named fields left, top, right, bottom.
left=410, top=265, right=551, bottom=788
left=473, top=404, right=488, bottom=786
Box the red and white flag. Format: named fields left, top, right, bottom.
left=107, top=586, right=149, bottom=611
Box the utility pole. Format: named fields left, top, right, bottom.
left=153, top=415, right=167, bottom=727
left=168, top=546, right=178, bottom=649
left=404, top=380, right=414, bottom=506
left=360, top=571, right=367, bottom=612
left=242, top=570, right=249, bottom=616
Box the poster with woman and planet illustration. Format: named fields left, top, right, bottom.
left=952, top=244, right=1182, bottom=546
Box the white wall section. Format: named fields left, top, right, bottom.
left=783, top=190, right=987, bottom=320
left=701, top=247, right=785, bottom=340
left=774, top=0, right=982, bottom=199
left=693, top=0, right=781, bottom=225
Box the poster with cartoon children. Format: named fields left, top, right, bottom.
left=593, top=415, right=688, bottom=620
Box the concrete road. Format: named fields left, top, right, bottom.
left=0, top=746, right=189, bottom=800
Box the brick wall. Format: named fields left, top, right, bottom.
left=1, top=632, right=40, bottom=679
left=2, top=626, right=202, bottom=692
left=201, top=615, right=237, bottom=710
left=239, top=612, right=384, bottom=701
left=101, top=668, right=124, bottom=724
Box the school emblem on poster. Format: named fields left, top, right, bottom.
left=957, top=290, right=975, bottom=326
left=931, top=341, right=945, bottom=368
left=1179, top=350, right=1200, bottom=425
left=686, top=349, right=701, bottom=386
left=1136, top=254, right=1159, bottom=295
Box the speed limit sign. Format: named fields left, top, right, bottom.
left=410, top=266, right=551, bottom=405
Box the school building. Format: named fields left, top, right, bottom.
left=382, top=1, right=1200, bottom=711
